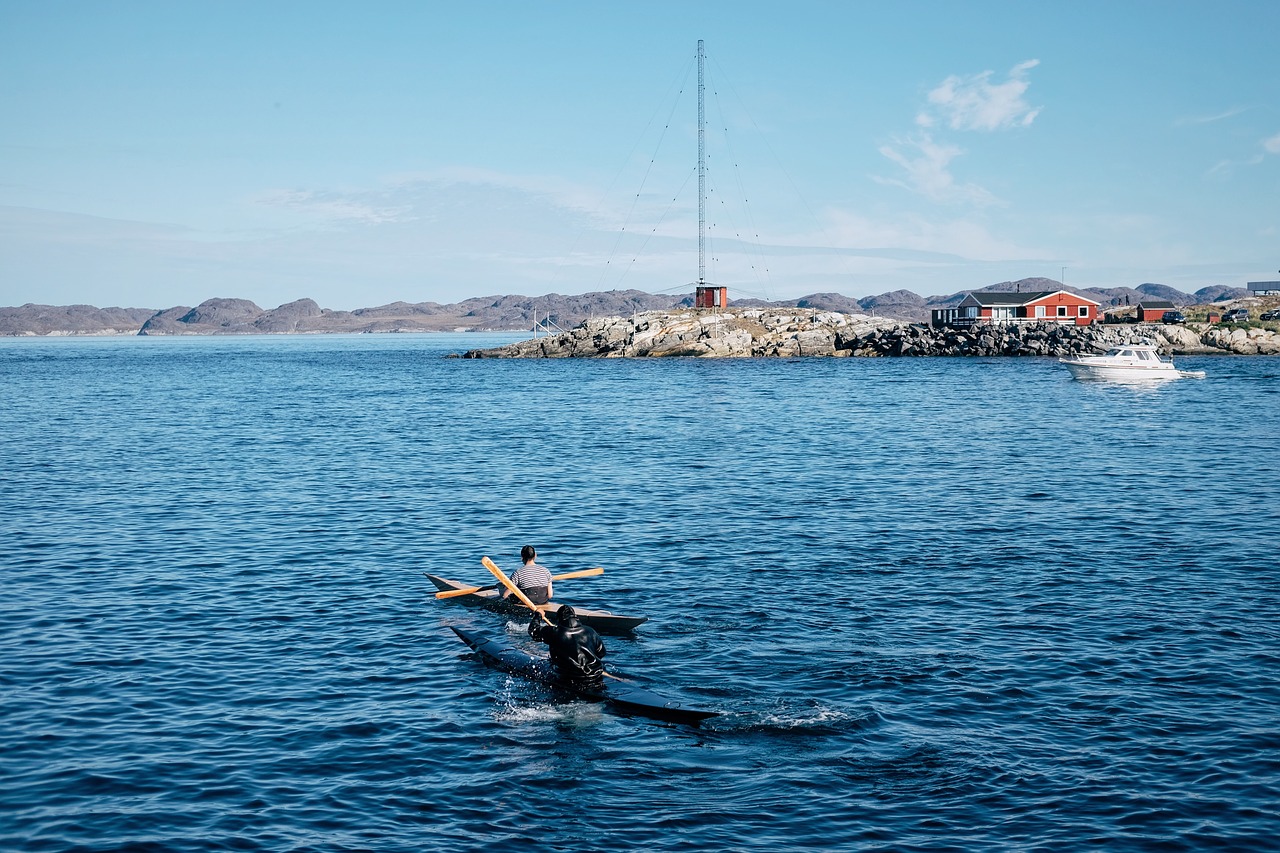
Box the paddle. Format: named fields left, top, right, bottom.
left=433, top=566, right=603, bottom=599
left=481, top=556, right=553, bottom=624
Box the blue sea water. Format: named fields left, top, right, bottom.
left=1, top=333, right=1278, bottom=852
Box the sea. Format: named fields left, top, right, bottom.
left=2, top=332, right=1278, bottom=852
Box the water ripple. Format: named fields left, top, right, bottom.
left=1, top=338, right=1278, bottom=850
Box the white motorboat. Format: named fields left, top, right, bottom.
left=1059, top=343, right=1206, bottom=381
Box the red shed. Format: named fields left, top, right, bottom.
left=1135, top=300, right=1176, bottom=322
left=695, top=285, right=728, bottom=309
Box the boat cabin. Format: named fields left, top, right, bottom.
left=1102, top=345, right=1168, bottom=363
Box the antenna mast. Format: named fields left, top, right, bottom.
left=691, top=40, right=725, bottom=310
left=697, top=38, right=705, bottom=287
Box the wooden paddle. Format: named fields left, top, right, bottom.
left=481, top=556, right=553, bottom=624
left=434, top=566, right=603, bottom=599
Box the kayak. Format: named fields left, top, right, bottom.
left=450, top=625, right=719, bottom=725
left=426, top=573, right=648, bottom=635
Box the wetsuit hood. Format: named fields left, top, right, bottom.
left=556, top=604, right=580, bottom=629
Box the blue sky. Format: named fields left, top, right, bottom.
left=2, top=1, right=1278, bottom=311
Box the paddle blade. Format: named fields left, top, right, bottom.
left=552, top=567, right=604, bottom=581
left=435, top=584, right=493, bottom=599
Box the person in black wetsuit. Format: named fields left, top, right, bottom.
left=529, top=604, right=606, bottom=689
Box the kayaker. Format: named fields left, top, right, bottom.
left=529, top=605, right=607, bottom=689
left=502, top=545, right=552, bottom=605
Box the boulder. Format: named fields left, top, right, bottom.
left=794, top=329, right=837, bottom=356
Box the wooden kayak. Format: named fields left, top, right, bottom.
left=425, top=573, right=648, bottom=635
left=450, top=626, right=719, bottom=725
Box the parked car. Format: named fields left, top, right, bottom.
left=1161, top=311, right=1186, bottom=324
left=1222, top=308, right=1250, bottom=322
left=1261, top=309, right=1280, bottom=321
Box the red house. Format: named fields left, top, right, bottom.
left=932, top=289, right=1100, bottom=328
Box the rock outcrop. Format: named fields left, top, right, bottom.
left=1202, top=325, right=1280, bottom=355
left=460, top=309, right=1280, bottom=359
left=463, top=309, right=897, bottom=358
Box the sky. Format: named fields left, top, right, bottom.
left=2, top=0, right=1278, bottom=311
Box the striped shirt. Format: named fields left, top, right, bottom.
left=510, top=561, right=553, bottom=604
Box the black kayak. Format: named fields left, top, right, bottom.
left=450, top=626, right=719, bottom=725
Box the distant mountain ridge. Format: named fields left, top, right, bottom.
left=0, top=279, right=1252, bottom=336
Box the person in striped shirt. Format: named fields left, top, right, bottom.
left=503, top=544, right=553, bottom=605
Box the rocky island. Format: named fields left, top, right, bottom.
left=460, top=307, right=1280, bottom=359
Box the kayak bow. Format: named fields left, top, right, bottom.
left=450, top=626, right=718, bottom=725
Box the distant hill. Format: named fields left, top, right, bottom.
left=0, top=279, right=1255, bottom=335
left=841, top=289, right=926, bottom=316
left=1191, top=284, right=1248, bottom=302
left=0, top=303, right=157, bottom=336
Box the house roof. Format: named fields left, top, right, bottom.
left=1024, top=290, right=1101, bottom=306
left=957, top=290, right=1051, bottom=307
left=1136, top=300, right=1176, bottom=310
left=958, top=289, right=1101, bottom=308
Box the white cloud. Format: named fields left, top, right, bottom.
left=1206, top=134, right=1275, bottom=178
left=814, top=208, right=1046, bottom=262
left=876, top=134, right=997, bottom=206
left=1206, top=159, right=1235, bottom=178
left=254, top=189, right=411, bottom=225
left=921, top=59, right=1041, bottom=132
left=880, top=60, right=1040, bottom=206
left=1175, top=106, right=1248, bottom=126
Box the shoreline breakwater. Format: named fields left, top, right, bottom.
left=461, top=308, right=1280, bottom=359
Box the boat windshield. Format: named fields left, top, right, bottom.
left=1099, top=346, right=1167, bottom=362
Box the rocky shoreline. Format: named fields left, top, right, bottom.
left=459, top=308, right=1280, bottom=358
